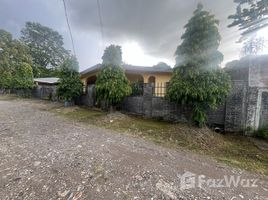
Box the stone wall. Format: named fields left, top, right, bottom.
left=121, top=84, right=225, bottom=125
left=121, top=96, right=144, bottom=115
left=225, top=56, right=268, bottom=133
left=224, top=81, right=247, bottom=132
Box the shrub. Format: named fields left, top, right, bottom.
left=95, top=65, right=132, bottom=109
left=254, top=126, right=268, bottom=141
left=12, top=63, right=34, bottom=89
left=57, top=57, right=83, bottom=102
left=167, top=66, right=231, bottom=126
left=167, top=4, right=231, bottom=126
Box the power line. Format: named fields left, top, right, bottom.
left=62, top=0, right=77, bottom=57
left=96, top=0, right=104, bottom=47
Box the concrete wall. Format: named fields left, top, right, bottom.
left=224, top=56, right=268, bottom=133
left=224, top=81, right=247, bottom=132
left=121, top=84, right=226, bottom=126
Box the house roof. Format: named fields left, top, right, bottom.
left=80, top=64, right=173, bottom=77
left=34, top=77, right=59, bottom=84
left=225, top=54, right=268, bottom=71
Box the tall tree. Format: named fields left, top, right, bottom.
left=241, top=37, right=266, bottom=56
left=96, top=45, right=131, bottom=111
left=228, top=0, right=268, bottom=37
left=57, top=56, right=83, bottom=105
left=167, top=4, right=231, bottom=126
left=102, top=44, right=122, bottom=66
left=175, top=3, right=223, bottom=69
left=21, top=22, right=70, bottom=72
left=0, top=29, right=33, bottom=90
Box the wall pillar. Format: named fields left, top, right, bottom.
left=143, top=83, right=153, bottom=117
left=225, top=81, right=247, bottom=132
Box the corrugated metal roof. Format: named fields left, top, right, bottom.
left=34, top=77, right=59, bottom=84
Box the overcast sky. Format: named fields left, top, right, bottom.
left=0, top=0, right=249, bottom=71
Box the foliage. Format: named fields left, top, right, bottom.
left=59, top=55, right=79, bottom=74
left=167, top=66, right=231, bottom=126
left=32, top=64, right=61, bottom=78
left=95, top=65, right=132, bottom=106
left=241, top=37, right=266, bottom=56
left=0, top=71, right=12, bottom=89
left=228, top=0, right=268, bottom=37
left=254, top=126, right=268, bottom=141
left=57, top=57, right=83, bottom=102
left=0, top=29, right=34, bottom=89
left=175, top=3, right=223, bottom=69
left=102, top=45, right=122, bottom=66
left=21, top=22, right=70, bottom=72
left=0, top=29, right=12, bottom=46
left=12, top=63, right=34, bottom=89
left=167, top=4, right=231, bottom=126
left=131, top=81, right=143, bottom=96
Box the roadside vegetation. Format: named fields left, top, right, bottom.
left=95, top=45, right=132, bottom=111
left=254, top=126, right=268, bottom=141
left=57, top=56, right=83, bottom=106
left=167, top=4, right=231, bottom=127
left=46, top=104, right=268, bottom=176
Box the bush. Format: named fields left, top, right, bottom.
left=57, top=57, right=83, bottom=102
left=254, top=126, right=268, bottom=141
left=12, top=63, right=34, bottom=89
left=95, top=65, right=132, bottom=109
left=167, top=66, right=231, bottom=126
left=57, top=75, right=83, bottom=102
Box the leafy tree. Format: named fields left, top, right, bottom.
left=21, top=22, right=70, bottom=74
left=241, top=37, right=266, bottom=56
left=167, top=4, right=231, bottom=126
left=57, top=57, right=83, bottom=103
left=228, top=0, right=268, bottom=37
left=175, top=3, right=223, bottom=69
left=102, top=45, right=122, bottom=66
left=12, top=63, right=34, bottom=89
left=0, top=71, right=12, bottom=89
left=0, top=29, right=12, bottom=46
left=95, top=65, right=132, bottom=110
left=167, top=66, right=231, bottom=126
left=96, top=44, right=131, bottom=110
left=0, top=30, right=12, bottom=89
left=228, top=0, right=268, bottom=56
left=0, top=29, right=33, bottom=90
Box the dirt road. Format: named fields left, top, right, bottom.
left=0, top=99, right=267, bottom=199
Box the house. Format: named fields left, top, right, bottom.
left=80, top=63, right=173, bottom=95
left=33, top=77, right=59, bottom=101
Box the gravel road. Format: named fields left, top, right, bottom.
left=0, top=99, right=267, bottom=200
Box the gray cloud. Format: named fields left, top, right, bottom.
left=68, top=0, right=241, bottom=65
left=0, top=0, right=243, bottom=69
